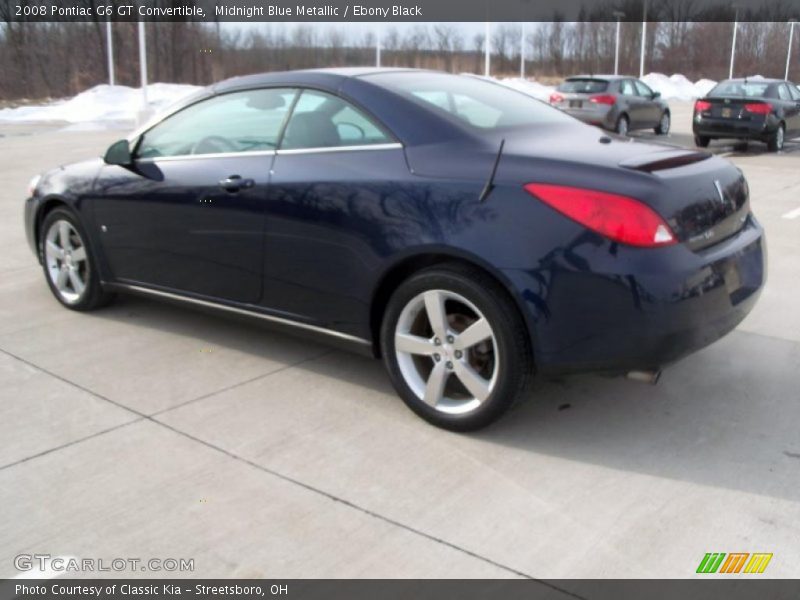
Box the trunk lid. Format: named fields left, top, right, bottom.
left=698, top=96, right=769, bottom=123
left=497, top=124, right=750, bottom=250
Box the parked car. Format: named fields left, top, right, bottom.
left=25, top=69, right=765, bottom=431
left=549, top=75, right=671, bottom=136
left=693, top=78, right=800, bottom=151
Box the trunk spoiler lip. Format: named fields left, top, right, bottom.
left=619, top=149, right=712, bottom=173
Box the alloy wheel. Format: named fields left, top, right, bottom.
left=394, top=289, right=499, bottom=415
left=44, top=219, right=89, bottom=305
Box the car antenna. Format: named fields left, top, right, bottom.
left=479, top=139, right=505, bottom=202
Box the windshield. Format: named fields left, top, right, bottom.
left=710, top=81, right=771, bottom=98
left=367, top=72, right=574, bottom=131
left=557, top=79, right=609, bottom=93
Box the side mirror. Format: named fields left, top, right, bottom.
left=104, top=139, right=132, bottom=166
left=652, top=91, right=661, bottom=99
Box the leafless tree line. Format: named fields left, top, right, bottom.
left=1, top=18, right=798, bottom=101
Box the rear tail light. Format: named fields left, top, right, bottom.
left=549, top=92, right=564, bottom=104
left=744, top=102, right=772, bottom=115
left=589, top=94, right=616, bottom=105
left=524, top=183, right=677, bottom=248
left=694, top=100, right=712, bottom=112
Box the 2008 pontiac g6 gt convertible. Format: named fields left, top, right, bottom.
left=24, top=68, right=766, bottom=431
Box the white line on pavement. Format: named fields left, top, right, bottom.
left=781, top=207, right=800, bottom=220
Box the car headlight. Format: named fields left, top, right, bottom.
left=28, top=174, right=41, bottom=197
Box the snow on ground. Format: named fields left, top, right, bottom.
left=0, top=83, right=201, bottom=125
left=495, top=77, right=555, bottom=101
left=640, top=73, right=717, bottom=100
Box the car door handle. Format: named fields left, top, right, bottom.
left=218, top=175, right=254, bottom=192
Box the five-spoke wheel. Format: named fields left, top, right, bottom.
left=40, top=208, right=114, bottom=311
left=44, top=218, right=89, bottom=305
left=381, top=264, right=532, bottom=431
left=394, top=289, right=499, bottom=415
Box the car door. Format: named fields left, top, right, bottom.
left=91, top=87, right=295, bottom=304
left=634, top=79, right=662, bottom=126
left=263, top=88, right=407, bottom=328
left=781, top=83, right=800, bottom=134
left=619, top=79, right=645, bottom=128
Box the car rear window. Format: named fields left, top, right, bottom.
left=366, top=72, right=574, bottom=131
left=557, top=79, right=609, bottom=93
left=710, top=81, right=771, bottom=98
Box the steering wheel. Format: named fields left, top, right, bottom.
left=336, top=122, right=366, bottom=141
left=191, top=135, right=237, bottom=155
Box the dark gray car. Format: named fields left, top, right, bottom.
left=549, top=75, right=671, bottom=136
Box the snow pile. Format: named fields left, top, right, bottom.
left=641, top=73, right=717, bottom=101
left=0, top=83, right=201, bottom=124
left=693, top=79, right=718, bottom=97
left=496, top=77, right=556, bottom=101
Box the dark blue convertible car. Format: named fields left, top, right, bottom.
left=24, top=68, right=766, bottom=430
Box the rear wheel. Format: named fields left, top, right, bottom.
left=694, top=134, right=710, bottom=148
left=615, top=114, right=629, bottom=136
left=655, top=111, right=670, bottom=135
left=767, top=123, right=785, bottom=152
left=380, top=264, right=532, bottom=431
left=40, top=208, right=114, bottom=311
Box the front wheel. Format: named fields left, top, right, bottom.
left=655, top=111, right=670, bottom=135
left=40, top=208, right=114, bottom=311
left=380, top=264, right=532, bottom=431
left=694, top=134, right=710, bottom=148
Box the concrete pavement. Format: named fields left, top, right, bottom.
left=1, top=103, right=799, bottom=580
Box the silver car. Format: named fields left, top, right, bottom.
left=549, top=75, right=671, bottom=136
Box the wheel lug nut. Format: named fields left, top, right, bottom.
left=434, top=338, right=441, bottom=345
left=446, top=361, right=453, bottom=369
left=434, top=354, right=441, bottom=362
left=454, top=350, right=462, bottom=359
left=446, top=335, right=454, bottom=343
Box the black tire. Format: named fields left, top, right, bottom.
left=380, top=263, right=532, bottom=432
left=694, top=134, right=710, bottom=148
left=615, top=114, right=630, bottom=136
left=39, top=207, right=115, bottom=311
left=654, top=111, right=670, bottom=135
left=767, top=123, right=785, bottom=152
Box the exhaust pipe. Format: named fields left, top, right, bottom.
left=626, top=370, right=662, bottom=385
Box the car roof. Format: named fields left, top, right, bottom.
left=565, top=75, right=628, bottom=81
left=721, top=78, right=784, bottom=84
left=213, top=67, right=426, bottom=93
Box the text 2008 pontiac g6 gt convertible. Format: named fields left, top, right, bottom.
left=24, top=68, right=765, bottom=431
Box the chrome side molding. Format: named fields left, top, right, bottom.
left=110, top=283, right=372, bottom=348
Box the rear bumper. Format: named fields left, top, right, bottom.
left=693, top=115, right=779, bottom=140
left=560, top=106, right=616, bottom=130
left=504, top=215, right=766, bottom=375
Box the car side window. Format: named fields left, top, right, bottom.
left=136, top=88, right=295, bottom=159
left=280, top=89, right=392, bottom=150
left=620, top=80, right=637, bottom=96
left=790, top=84, right=800, bottom=101
left=777, top=84, right=790, bottom=101
left=634, top=80, right=654, bottom=97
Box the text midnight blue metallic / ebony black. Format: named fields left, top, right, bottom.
left=24, top=68, right=766, bottom=430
